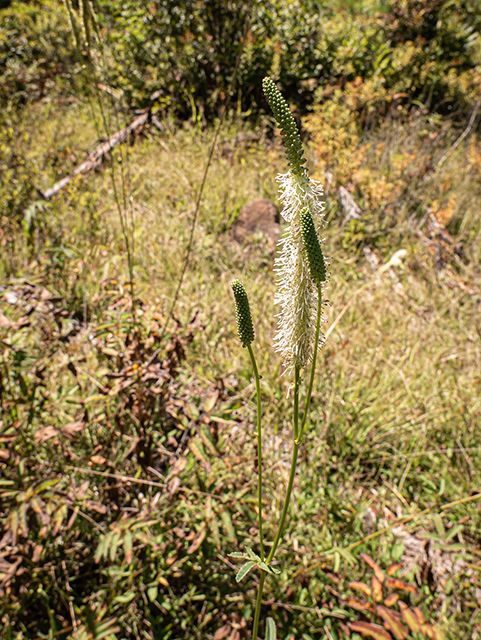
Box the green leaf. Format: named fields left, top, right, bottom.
left=258, top=562, right=280, bottom=576
left=113, top=591, right=136, bottom=604
left=336, top=547, right=357, bottom=566
left=236, top=561, right=256, bottom=583
left=445, top=524, right=464, bottom=541
left=245, top=547, right=260, bottom=561
left=123, top=531, right=133, bottom=564
left=333, top=550, right=340, bottom=573
left=229, top=552, right=249, bottom=559
left=147, top=586, right=158, bottom=602
left=94, top=617, right=121, bottom=639
left=265, top=617, right=276, bottom=640
left=36, top=478, right=61, bottom=493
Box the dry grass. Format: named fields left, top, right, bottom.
left=2, top=96, right=481, bottom=638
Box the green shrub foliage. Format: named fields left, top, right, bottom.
left=1, top=0, right=480, bottom=119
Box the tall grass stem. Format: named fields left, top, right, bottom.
left=162, top=1, right=253, bottom=335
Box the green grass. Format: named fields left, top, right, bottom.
left=1, top=96, right=481, bottom=639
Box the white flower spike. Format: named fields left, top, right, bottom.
left=263, top=77, right=328, bottom=373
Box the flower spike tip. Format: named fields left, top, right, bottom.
left=231, top=280, right=255, bottom=347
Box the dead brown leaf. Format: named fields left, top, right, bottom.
left=348, top=620, right=392, bottom=640
left=385, top=578, right=417, bottom=594
left=345, top=597, right=376, bottom=613
left=399, top=606, right=421, bottom=634
left=83, top=500, right=108, bottom=514
left=372, top=575, right=383, bottom=602
left=361, top=552, right=386, bottom=583
left=203, top=389, right=219, bottom=413
left=32, top=544, right=43, bottom=563
left=387, top=563, right=402, bottom=576
left=214, top=625, right=231, bottom=640
left=0, top=312, right=10, bottom=328
left=349, top=580, right=372, bottom=596
left=384, top=593, right=399, bottom=607
left=168, top=476, right=181, bottom=499
left=34, top=426, right=58, bottom=443
left=60, top=421, right=84, bottom=438
left=377, top=606, right=408, bottom=640
left=187, top=525, right=206, bottom=554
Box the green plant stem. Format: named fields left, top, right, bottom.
left=266, top=365, right=301, bottom=564
left=293, top=365, right=300, bottom=441
left=297, top=284, right=322, bottom=444
left=247, top=344, right=264, bottom=561
left=252, top=571, right=266, bottom=640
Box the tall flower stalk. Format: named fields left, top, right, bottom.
left=230, top=78, right=329, bottom=640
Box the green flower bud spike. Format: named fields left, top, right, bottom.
left=300, top=207, right=327, bottom=284
left=231, top=280, right=255, bottom=346
left=262, top=77, right=307, bottom=177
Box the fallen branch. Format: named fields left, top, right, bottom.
left=41, top=109, right=151, bottom=200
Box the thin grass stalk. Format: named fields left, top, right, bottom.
left=162, top=0, right=253, bottom=336
left=63, top=0, right=137, bottom=325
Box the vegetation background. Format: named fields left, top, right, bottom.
left=1, top=0, right=481, bottom=639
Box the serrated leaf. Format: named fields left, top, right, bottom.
left=265, top=617, right=276, bottom=640
left=236, top=560, right=256, bottom=582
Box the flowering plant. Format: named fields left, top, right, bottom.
left=230, top=78, right=329, bottom=639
